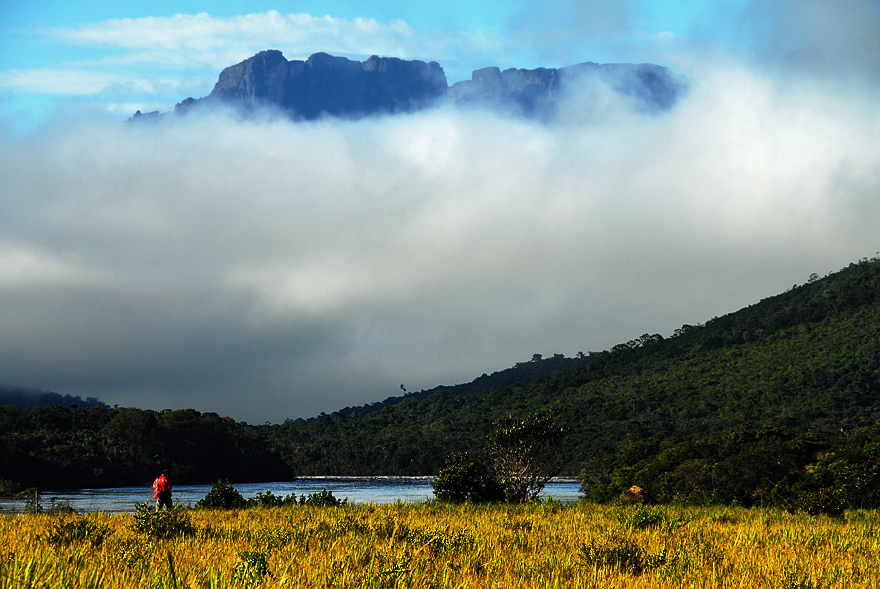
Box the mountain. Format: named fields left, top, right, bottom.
left=174, top=50, right=447, bottom=119
left=449, top=61, right=686, bottom=116
left=132, top=50, right=687, bottom=121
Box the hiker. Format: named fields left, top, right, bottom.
left=152, top=470, right=173, bottom=511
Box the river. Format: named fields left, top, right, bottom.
left=0, top=477, right=582, bottom=514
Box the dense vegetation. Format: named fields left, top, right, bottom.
left=3, top=503, right=879, bottom=588
left=260, top=257, right=880, bottom=478
left=0, top=407, right=292, bottom=489
left=2, top=256, right=879, bottom=509
left=582, top=421, right=880, bottom=511
left=195, top=481, right=347, bottom=509
left=0, top=387, right=107, bottom=411
left=326, top=352, right=583, bottom=420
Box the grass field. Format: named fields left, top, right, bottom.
left=1, top=501, right=877, bottom=588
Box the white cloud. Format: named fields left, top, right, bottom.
left=0, top=68, right=119, bottom=95
left=1, top=56, right=878, bottom=422
left=0, top=246, right=106, bottom=290
left=46, top=11, right=429, bottom=69
left=738, top=0, right=880, bottom=81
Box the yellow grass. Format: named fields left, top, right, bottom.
left=1, top=501, right=878, bottom=588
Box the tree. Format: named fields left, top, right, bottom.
left=487, top=413, right=564, bottom=503
left=432, top=452, right=504, bottom=503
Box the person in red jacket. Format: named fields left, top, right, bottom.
left=152, top=470, right=172, bottom=511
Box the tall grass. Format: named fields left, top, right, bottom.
left=1, top=502, right=877, bottom=588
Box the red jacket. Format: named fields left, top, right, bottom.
left=152, top=474, right=172, bottom=498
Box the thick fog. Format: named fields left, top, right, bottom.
left=2, top=51, right=879, bottom=422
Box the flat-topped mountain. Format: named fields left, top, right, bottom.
left=180, top=50, right=448, bottom=118
left=133, top=50, right=687, bottom=121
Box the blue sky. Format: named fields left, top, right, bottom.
left=1, top=1, right=879, bottom=422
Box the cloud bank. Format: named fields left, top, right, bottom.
left=2, top=53, right=879, bottom=422
left=736, top=0, right=880, bottom=82
left=47, top=11, right=422, bottom=71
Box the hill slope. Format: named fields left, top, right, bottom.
left=325, top=353, right=586, bottom=421
left=259, top=256, right=880, bottom=476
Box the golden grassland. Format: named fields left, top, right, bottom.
left=1, top=501, right=878, bottom=588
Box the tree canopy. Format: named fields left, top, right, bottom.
left=487, top=413, right=564, bottom=503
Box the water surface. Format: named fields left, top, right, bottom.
left=0, top=477, right=581, bottom=514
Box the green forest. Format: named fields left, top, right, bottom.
left=3, top=256, right=880, bottom=510
left=0, top=406, right=292, bottom=490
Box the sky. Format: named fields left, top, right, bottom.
left=1, top=1, right=879, bottom=423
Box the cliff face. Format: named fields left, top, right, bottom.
left=159, top=50, right=687, bottom=121
left=449, top=62, right=687, bottom=115
left=188, top=50, right=448, bottom=119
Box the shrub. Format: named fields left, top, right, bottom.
left=45, top=498, right=76, bottom=515
left=233, top=551, right=273, bottom=586
left=197, top=479, right=248, bottom=509
left=615, top=504, right=689, bottom=532
left=0, top=479, right=21, bottom=497
left=248, top=489, right=299, bottom=507
left=196, top=481, right=346, bottom=510
left=44, top=516, right=111, bottom=547
left=14, top=487, right=43, bottom=514
left=580, top=535, right=670, bottom=576
left=298, top=489, right=347, bottom=506
left=133, top=502, right=196, bottom=538
left=433, top=452, right=504, bottom=503
left=784, top=488, right=845, bottom=517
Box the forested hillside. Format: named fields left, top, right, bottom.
left=2, top=256, right=879, bottom=500
left=0, top=406, right=293, bottom=489
left=259, top=256, right=880, bottom=477
left=328, top=353, right=584, bottom=420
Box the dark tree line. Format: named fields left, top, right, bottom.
left=0, top=405, right=293, bottom=489
left=0, top=387, right=108, bottom=410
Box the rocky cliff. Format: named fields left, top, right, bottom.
left=131, top=50, right=687, bottom=121
left=449, top=61, right=687, bottom=115
left=177, top=50, right=447, bottom=119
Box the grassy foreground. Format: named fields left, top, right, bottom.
left=1, top=501, right=877, bottom=588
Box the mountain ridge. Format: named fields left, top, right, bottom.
left=132, top=50, right=687, bottom=121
